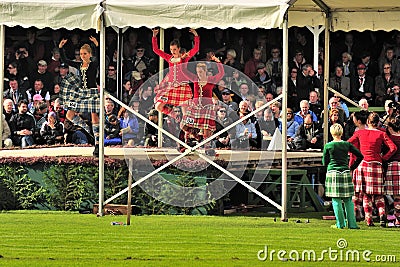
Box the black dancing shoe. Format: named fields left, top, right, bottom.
left=93, top=144, right=99, bottom=157
left=380, top=215, right=387, bottom=228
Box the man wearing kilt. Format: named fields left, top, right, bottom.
left=348, top=112, right=397, bottom=227
left=152, top=28, right=199, bottom=117
left=385, top=116, right=400, bottom=226
left=323, top=124, right=363, bottom=229
left=59, top=37, right=101, bottom=156
left=180, top=57, right=224, bottom=155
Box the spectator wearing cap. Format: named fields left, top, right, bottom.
left=54, top=62, right=69, bottom=87
left=144, top=109, right=158, bottom=147
left=27, top=79, right=51, bottom=108
left=252, top=62, right=271, bottom=89
left=376, top=63, right=399, bottom=106
left=28, top=93, right=43, bottom=114
left=219, top=88, right=238, bottom=116
left=31, top=60, right=54, bottom=95
left=213, top=78, right=228, bottom=101
left=351, top=63, right=374, bottom=104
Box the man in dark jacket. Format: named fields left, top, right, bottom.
left=9, top=99, right=35, bottom=147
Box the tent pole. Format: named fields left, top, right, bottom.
left=98, top=18, right=106, bottom=216
left=306, top=26, right=325, bottom=72
left=281, top=12, right=289, bottom=222
left=323, top=12, right=331, bottom=145
left=157, top=28, right=165, bottom=147
left=0, top=24, right=5, bottom=148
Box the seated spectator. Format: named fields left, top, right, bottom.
left=31, top=102, right=48, bottom=145
left=121, top=79, right=134, bottom=105
left=375, top=63, right=398, bottom=106
left=163, top=107, right=183, bottom=148
left=28, top=94, right=44, bottom=114
left=294, top=100, right=318, bottom=125
left=144, top=109, right=159, bottom=147
left=293, top=114, right=323, bottom=150
left=2, top=114, right=13, bottom=148
left=358, top=98, right=369, bottom=110
left=328, top=97, right=347, bottom=123
left=3, top=98, right=16, bottom=124
left=333, top=94, right=350, bottom=118
left=229, top=69, right=247, bottom=92
left=326, top=108, right=344, bottom=142
left=387, top=83, right=400, bottom=103
left=252, top=63, right=271, bottom=89
left=214, top=106, right=234, bottom=149
left=255, top=85, right=267, bottom=104
left=279, top=107, right=299, bottom=149
left=329, top=65, right=351, bottom=98
left=119, top=107, right=139, bottom=146
left=48, top=98, right=66, bottom=123
left=9, top=99, right=35, bottom=148
left=257, top=108, right=278, bottom=148
left=104, top=114, right=122, bottom=146
left=308, top=90, right=323, bottom=119
left=232, top=111, right=257, bottom=149
left=40, top=111, right=64, bottom=145
left=350, top=63, right=373, bottom=104
left=64, top=120, right=88, bottom=145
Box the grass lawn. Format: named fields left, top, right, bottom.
left=0, top=211, right=398, bottom=266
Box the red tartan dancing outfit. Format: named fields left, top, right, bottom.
left=348, top=128, right=397, bottom=225
left=181, top=62, right=224, bottom=135
left=152, top=35, right=200, bottom=108
left=386, top=134, right=400, bottom=223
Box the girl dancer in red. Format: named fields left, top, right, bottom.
left=348, top=112, right=397, bottom=226
left=152, top=28, right=199, bottom=116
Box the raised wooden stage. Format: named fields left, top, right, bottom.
left=0, top=146, right=323, bottom=167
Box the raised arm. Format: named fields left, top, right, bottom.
left=152, top=29, right=171, bottom=60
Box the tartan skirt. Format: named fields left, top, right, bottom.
left=155, top=81, right=192, bottom=107
left=62, top=87, right=100, bottom=113
left=386, top=161, right=400, bottom=195
left=325, top=170, right=354, bottom=198
left=181, top=100, right=216, bottom=133
left=353, top=160, right=384, bottom=195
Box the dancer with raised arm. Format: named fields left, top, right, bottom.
left=59, top=36, right=101, bottom=156
left=152, top=28, right=199, bottom=116
left=180, top=56, right=224, bottom=155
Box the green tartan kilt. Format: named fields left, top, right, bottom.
left=325, top=170, right=354, bottom=198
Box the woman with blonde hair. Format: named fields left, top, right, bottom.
left=323, top=123, right=363, bottom=229
left=180, top=56, right=224, bottom=155
left=59, top=37, right=101, bottom=156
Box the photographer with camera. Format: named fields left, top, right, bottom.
left=14, top=46, right=36, bottom=79
left=375, top=63, right=398, bottom=106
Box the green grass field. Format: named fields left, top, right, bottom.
left=0, top=211, right=398, bottom=266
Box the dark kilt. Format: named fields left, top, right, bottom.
left=181, top=99, right=216, bottom=133
left=386, top=161, right=400, bottom=195
left=60, top=73, right=100, bottom=113
left=325, top=170, right=354, bottom=198
left=353, top=160, right=384, bottom=195
left=155, top=81, right=192, bottom=107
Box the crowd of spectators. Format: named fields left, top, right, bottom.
left=3, top=26, right=400, bottom=150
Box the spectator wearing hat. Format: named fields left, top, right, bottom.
left=351, top=63, right=374, bottom=104
left=40, top=111, right=64, bottom=145
left=27, top=79, right=51, bottom=108
left=54, top=62, right=70, bottom=86
left=104, top=114, right=121, bottom=146
left=252, top=63, right=271, bottom=89
left=123, top=42, right=155, bottom=82
left=28, top=93, right=43, bottom=114
left=144, top=109, right=159, bottom=147
left=30, top=60, right=54, bottom=94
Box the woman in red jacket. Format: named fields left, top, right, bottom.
left=385, top=116, right=400, bottom=226
left=348, top=112, right=397, bottom=227
left=152, top=28, right=199, bottom=117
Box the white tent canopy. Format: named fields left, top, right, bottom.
left=103, top=0, right=290, bottom=29
left=289, top=0, right=400, bottom=31
left=0, top=0, right=101, bottom=30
